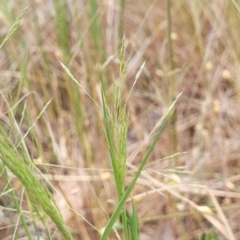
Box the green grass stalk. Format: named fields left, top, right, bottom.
left=0, top=96, right=73, bottom=240
left=0, top=164, right=33, bottom=239
left=0, top=4, right=28, bottom=49
left=119, top=0, right=125, bottom=42
left=100, top=94, right=179, bottom=239
left=167, top=0, right=178, bottom=166
left=101, top=37, right=129, bottom=239
left=0, top=142, right=73, bottom=240
left=54, top=0, right=70, bottom=61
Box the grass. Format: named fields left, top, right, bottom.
left=1, top=0, right=240, bottom=239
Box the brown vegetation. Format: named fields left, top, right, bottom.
left=1, top=0, right=240, bottom=239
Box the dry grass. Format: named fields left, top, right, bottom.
left=1, top=0, right=240, bottom=239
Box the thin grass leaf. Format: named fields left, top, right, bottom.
left=125, top=61, right=145, bottom=104
left=16, top=98, right=52, bottom=149
left=88, top=0, right=102, bottom=53
left=129, top=199, right=139, bottom=240
left=0, top=188, right=14, bottom=197
left=101, top=36, right=130, bottom=239
left=100, top=95, right=179, bottom=240
left=0, top=137, right=73, bottom=240
left=101, top=88, right=121, bottom=195
left=54, top=0, right=70, bottom=60
left=0, top=163, right=32, bottom=239
left=0, top=95, right=73, bottom=240
left=60, top=61, right=101, bottom=110
left=231, top=0, right=240, bottom=13
left=0, top=4, right=28, bottom=49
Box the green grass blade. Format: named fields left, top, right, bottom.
left=100, top=94, right=180, bottom=239
left=0, top=4, right=28, bottom=49
left=0, top=137, right=74, bottom=240
left=88, top=0, right=102, bottom=54
left=129, top=199, right=139, bottom=240
left=101, top=88, right=121, bottom=196
left=101, top=82, right=130, bottom=239
left=119, top=0, right=125, bottom=40
left=54, top=0, right=70, bottom=60
left=0, top=95, right=74, bottom=240
left=0, top=164, right=33, bottom=239
left=60, top=61, right=101, bottom=110
left=100, top=117, right=168, bottom=239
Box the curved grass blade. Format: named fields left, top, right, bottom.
left=0, top=4, right=29, bottom=49
left=0, top=136, right=74, bottom=240
left=100, top=94, right=180, bottom=239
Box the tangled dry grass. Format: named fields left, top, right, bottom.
left=1, top=0, right=240, bottom=239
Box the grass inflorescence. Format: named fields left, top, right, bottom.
left=1, top=1, right=240, bottom=239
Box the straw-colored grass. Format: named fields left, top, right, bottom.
left=1, top=1, right=240, bottom=239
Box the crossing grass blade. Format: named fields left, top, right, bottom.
left=0, top=4, right=28, bottom=49
left=0, top=95, right=74, bottom=240
left=129, top=199, right=139, bottom=240
left=100, top=94, right=180, bottom=240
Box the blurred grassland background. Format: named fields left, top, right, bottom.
left=1, top=0, right=240, bottom=239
